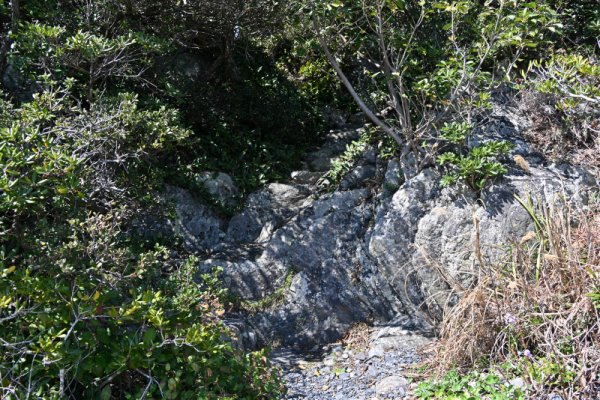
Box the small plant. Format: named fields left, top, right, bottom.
left=440, top=121, right=473, bottom=145
left=323, top=131, right=371, bottom=186
left=588, top=290, right=600, bottom=309
left=323, top=126, right=398, bottom=188
left=414, top=369, right=525, bottom=400
left=241, top=268, right=297, bottom=313
left=437, top=121, right=513, bottom=191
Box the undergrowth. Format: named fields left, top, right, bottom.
left=322, top=126, right=399, bottom=188
left=417, top=195, right=600, bottom=399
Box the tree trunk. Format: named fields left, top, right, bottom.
left=312, top=16, right=404, bottom=147
left=11, top=0, right=20, bottom=30
left=0, top=0, right=18, bottom=79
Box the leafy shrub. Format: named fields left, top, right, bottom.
left=170, top=49, right=324, bottom=197
left=10, top=21, right=165, bottom=97
left=0, top=84, right=283, bottom=398
left=519, top=53, right=599, bottom=168
left=549, top=0, right=600, bottom=49
left=436, top=121, right=513, bottom=191
left=415, top=369, right=525, bottom=400
left=296, top=58, right=353, bottom=109
left=5, top=0, right=323, bottom=202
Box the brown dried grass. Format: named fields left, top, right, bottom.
left=429, top=197, right=600, bottom=398
left=519, top=90, right=600, bottom=173
left=340, top=322, right=372, bottom=351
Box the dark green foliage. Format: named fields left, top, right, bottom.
left=0, top=83, right=283, bottom=398
left=549, top=0, right=600, bottom=50
left=161, top=47, right=324, bottom=196
left=5, top=0, right=323, bottom=196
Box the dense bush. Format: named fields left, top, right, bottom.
left=4, top=0, right=323, bottom=198
left=0, top=1, right=301, bottom=397
left=0, top=83, right=283, bottom=398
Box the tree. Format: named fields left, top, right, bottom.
left=306, top=0, right=560, bottom=177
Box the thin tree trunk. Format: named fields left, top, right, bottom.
left=11, top=0, right=20, bottom=30
left=0, top=0, right=19, bottom=78
left=312, top=15, right=404, bottom=147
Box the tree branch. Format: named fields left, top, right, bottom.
left=312, top=15, right=404, bottom=146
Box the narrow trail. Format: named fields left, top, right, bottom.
left=259, top=124, right=433, bottom=399
left=273, top=325, right=432, bottom=399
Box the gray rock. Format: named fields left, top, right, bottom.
left=291, top=170, right=323, bottom=185
left=204, top=188, right=419, bottom=349
left=161, top=185, right=225, bottom=252
left=363, top=146, right=378, bottom=165
left=369, top=158, right=597, bottom=319
left=348, top=112, right=368, bottom=125
left=304, top=129, right=361, bottom=172
left=368, top=347, right=385, bottom=360
left=195, top=95, right=598, bottom=353
left=375, top=375, right=408, bottom=396
left=226, top=183, right=312, bottom=244
left=196, top=172, right=239, bottom=208
left=340, top=164, right=377, bottom=190
left=322, top=106, right=348, bottom=128
left=366, top=365, right=380, bottom=377
left=383, top=159, right=402, bottom=197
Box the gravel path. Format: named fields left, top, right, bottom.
left=272, top=326, right=432, bottom=400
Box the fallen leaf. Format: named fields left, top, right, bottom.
left=514, top=155, right=530, bottom=173
left=520, top=231, right=536, bottom=244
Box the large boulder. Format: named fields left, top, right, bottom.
left=201, top=189, right=420, bottom=349
left=226, top=183, right=313, bottom=244
left=195, top=171, right=240, bottom=208
left=369, top=113, right=598, bottom=319
left=162, top=185, right=227, bottom=252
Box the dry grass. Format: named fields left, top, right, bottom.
left=428, top=196, right=600, bottom=398
left=340, top=322, right=373, bottom=351
left=519, top=90, right=600, bottom=173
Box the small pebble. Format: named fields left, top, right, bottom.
left=275, top=328, right=426, bottom=399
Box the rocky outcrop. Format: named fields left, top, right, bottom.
left=134, top=185, right=227, bottom=253
left=226, top=183, right=313, bottom=244
left=158, top=99, right=598, bottom=351
left=195, top=172, right=240, bottom=208
left=165, top=186, right=227, bottom=252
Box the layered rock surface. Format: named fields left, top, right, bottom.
left=157, top=100, right=598, bottom=352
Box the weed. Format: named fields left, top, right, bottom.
left=437, top=121, right=514, bottom=192
left=424, top=196, right=600, bottom=398
left=241, top=269, right=297, bottom=314
left=415, top=369, right=525, bottom=400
